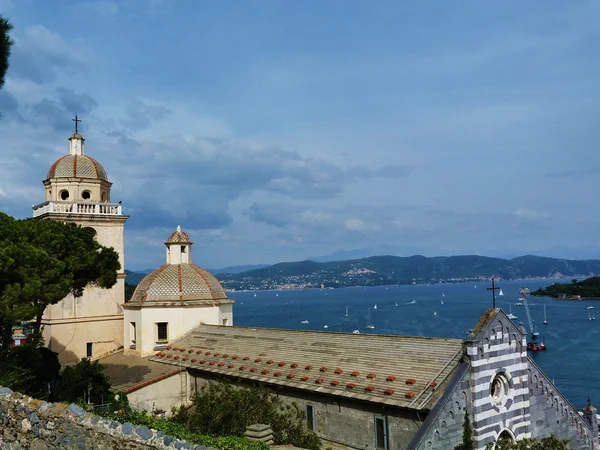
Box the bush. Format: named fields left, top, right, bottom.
left=484, top=435, right=570, bottom=450
left=95, top=394, right=269, bottom=450
left=58, top=358, right=110, bottom=404
left=173, top=382, right=321, bottom=450
left=0, top=345, right=60, bottom=400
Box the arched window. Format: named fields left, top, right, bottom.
left=60, top=189, right=69, bottom=200
left=82, top=190, right=91, bottom=200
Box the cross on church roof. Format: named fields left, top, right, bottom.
left=72, top=115, right=82, bottom=134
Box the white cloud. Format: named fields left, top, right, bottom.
left=514, top=207, right=547, bottom=222
left=345, top=218, right=365, bottom=231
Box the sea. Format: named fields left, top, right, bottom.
left=230, top=279, right=600, bottom=410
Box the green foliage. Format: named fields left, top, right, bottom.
left=124, top=282, right=136, bottom=301
left=532, top=276, right=600, bottom=299
left=95, top=394, right=269, bottom=450
left=484, top=435, right=569, bottom=449
left=0, top=212, right=121, bottom=355
left=58, top=358, right=111, bottom=404
left=0, top=15, right=12, bottom=90
left=0, top=345, right=60, bottom=399
left=173, top=382, right=321, bottom=450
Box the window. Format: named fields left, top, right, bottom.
left=375, top=417, right=388, bottom=450
left=306, top=404, right=315, bottom=431
left=60, top=190, right=69, bottom=200
left=82, top=190, right=91, bottom=200
left=86, top=342, right=93, bottom=358
left=222, top=318, right=229, bottom=326
left=490, top=373, right=511, bottom=405
left=130, top=322, right=137, bottom=349
left=157, top=322, right=168, bottom=342
left=181, top=246, right=187, bottom=253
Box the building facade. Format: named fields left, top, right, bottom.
left=34, top=130, right=128, bottom=364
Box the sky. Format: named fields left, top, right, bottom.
left=0, top=1, right=599, bottom=271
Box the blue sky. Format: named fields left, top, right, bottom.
left=0, top=0, right=599, bottom=270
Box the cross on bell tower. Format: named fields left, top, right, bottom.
left=72, top=114, right=82, bottom=134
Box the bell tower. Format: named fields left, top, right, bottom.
left=33, top=117, right=128, bottom=364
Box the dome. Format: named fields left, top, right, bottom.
left=47, top=154, right=108, bottom=181
left=127, top=263, right=230, bottom=307
left=166, top=226, right=193, bottom=244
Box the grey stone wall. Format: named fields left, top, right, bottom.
left=408, top=364, right=471, bottom=450
left=526, top=359, right=596, bottom=450
left=189, top=370, right=425, bottom=450
left=0, top=386, right=207, bottom=450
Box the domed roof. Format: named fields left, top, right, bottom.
left=127, top=264, right=230, bottom=307
left=47, top=154, right=108, bottom=181
left=166, top=226, right=193, bottom=244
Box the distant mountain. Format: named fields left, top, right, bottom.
left=125, top=270, right=149, bottom=285
left=216, top=254, right=600, bottom=291
left=210, top=264, right=269, bottom=275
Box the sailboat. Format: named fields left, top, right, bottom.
left=543, top=303, right=548, bottom=325
left=442, top=292, right=445, bottom=297
left=345, top=306, right=348, bottom=317
left=301, top=320, right=309, bottom=324
left=506, top=304, right=518, bottom=320
left=366, top=309, right=375, bottom=329
left=588, top=307, right=596, bottom=321
left=394, top=301, right=398, bottom=307
left=373, top=304, right=377, bottom=310
left=499, top=289, right=504, bottom=296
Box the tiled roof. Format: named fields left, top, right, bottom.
left=47, top=155, right=108, bottom=181
left=100, top=351, right=182, bottom=394
left=126, top=264, right=232, bottom=306
left=150, top=325, right=464, bottom=410
left=165, top=228, right=193, bottom=244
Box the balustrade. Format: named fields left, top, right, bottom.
left=32, top=201, right=122, bottom=217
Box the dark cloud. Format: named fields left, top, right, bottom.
left=9, top=25, right=93, bottom=84
left=98, top=133, right=409, bottom=232
left=0, top=89, right=24, bottom=122
left=121, top=98, right=171, bottom=131
left=31, top=88, right=97, bottom=131
left=56, top=87, right=97, bottom=116
left=246, top=202, right=299, bottom=228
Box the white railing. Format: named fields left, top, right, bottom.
left=32, top=201, right=122, bottom=218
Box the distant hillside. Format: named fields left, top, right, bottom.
left=532, top=276, right=600, bottom=299
left=125, top=270, right=148, bottom=285
left=216, top=255, right=600, bottom=291
left=210, top=264, right=269, bottom=274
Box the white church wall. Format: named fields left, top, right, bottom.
left=126, top=372, right=185, bottom=416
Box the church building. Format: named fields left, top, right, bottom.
left=35, top=127, right=599, bottom=449
left=32, top=124, right=128, bottom=364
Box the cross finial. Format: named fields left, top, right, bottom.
left=72, top=115, right=82, bottom=134
left=176, top=225, right=181, bottom=232
left=487, top=277, right=500, bottom=309
left=588, top=396, right=592, bottom=408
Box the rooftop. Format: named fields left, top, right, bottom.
left=150, top=325, right=464, bottom=410
left=100, top=351, right=182, bottom=394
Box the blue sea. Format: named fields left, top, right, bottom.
left=231, top=279, right=600, bottom=410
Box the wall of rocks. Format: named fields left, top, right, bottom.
left=0, top=386, right=209, bottom=450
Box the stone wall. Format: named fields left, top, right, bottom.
left=527, top=359, right=596, bottom=449
left=407, top=364, right=470, bottom=450
left=0, top=386, right=207, bottom=450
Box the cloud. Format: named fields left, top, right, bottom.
left=0, top=89, right=23, bottom=121
left=31, top=88, right=97, bottom=131
left=345, top=218, right=365, bottom=231
left=121, top=98, right=172, bottom=131
left=514, top=207, right=547, bottom=222
left=9, top=25, right=94, bottom=83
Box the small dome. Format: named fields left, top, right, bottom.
left=47, top=155, right=108, bottom=181
left=165, top=226, right=193, bottom=244
left=127, top=264, right=230, bottom=306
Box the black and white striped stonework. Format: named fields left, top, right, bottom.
left=466, top=310, right=531, bottom=448
left=465, top=309, right=598, bottom=450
